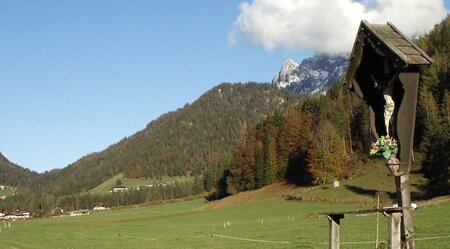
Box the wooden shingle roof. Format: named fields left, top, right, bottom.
left=344, top=20, right=433, bottom=90
left=368, top=22, right=433, bottom=65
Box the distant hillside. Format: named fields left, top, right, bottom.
left=41, top=83, right=301, bottom=195
left=0, top=152, right=38, bottom=188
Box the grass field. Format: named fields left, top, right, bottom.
left=0, top=184, right=449, bottom=249
left=287, top=158, right=428, bottom=206
left=0, top=186, right=13, bottom=198
left=88, top=173, right=195, bottom=195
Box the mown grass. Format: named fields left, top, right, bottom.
left=87, top=173, right=125, bottom=195
left=88, top=173, right=195, bottom=195
left=1, top=157, right=447, bottom=248
left=0, top=193, right=448, bottom=249
left=288, top=158, right=427, bottom=206
left=0, top=186, right=13, bottom=198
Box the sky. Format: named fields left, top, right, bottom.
left=1, top=0, right=449, bottom=173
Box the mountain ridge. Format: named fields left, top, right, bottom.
left=272, top=54, right=348, bottom=94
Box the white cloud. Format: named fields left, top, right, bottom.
left=229, top=0, right=447, bottom=54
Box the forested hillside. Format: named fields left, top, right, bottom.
left=217, top=16, right=450, bottom=198
left=0, top=153, right=38, bottom=188
left=37, top=83, right=301, bottom=196
left=222, top=83, right=359, bottom=196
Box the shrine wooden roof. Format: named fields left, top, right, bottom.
left=368, top=21, right=433, bottom=65
left=343, top=20, right=433, bottom=88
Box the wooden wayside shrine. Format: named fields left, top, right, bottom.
left=321, top=20, right=433, bottom=249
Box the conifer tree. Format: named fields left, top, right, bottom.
left=421, top=123, right=450, bottom=196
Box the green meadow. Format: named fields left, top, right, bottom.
left=0, top=186, right=13, bottom=198
left=88, top=172, right=195, bottom=195
left=0, top=191, right=449, bottom=249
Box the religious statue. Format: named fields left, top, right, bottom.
left=354, top=43, right=402, bottom=175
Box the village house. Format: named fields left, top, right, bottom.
left=2, top=210, right=32, bottom=220
left=93, top=203, right=107, bottom=211
left=51, top=207, right=64, bottom=217
left=69, top=209, right=90, bottom=216
left=112, top=185, right=128, bottom=192
left=157, top=182, right=172, bottom=187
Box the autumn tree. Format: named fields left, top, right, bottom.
left=278, top=106, right=310, bottom=183
left=307, top=121, right=346, bottom=185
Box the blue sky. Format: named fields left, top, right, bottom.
left=1, top=1, right=449, bottom=172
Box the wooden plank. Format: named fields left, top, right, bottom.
left=388, top=22, right=434, bottom=64
left=381, top=42, right=410, bottom=65
left=375, top=30, right=403, bottom=39
left=327, top=214, right=344, bottom=249
left=405, top=55, right=431, bottom=65
left=397, top=46, right=421, bottom=55
left=343, top=30, right=364, bottom=92
left=397, top=72, right=420, bottom=174
left=369, top=22, right=432, bottom=66
left=372, top=25, right=402, bottom=38
left=395, top=72, right=420, bottom=249
left=388, top=212, right=402, bottom=249
left=362, top=22, right=409, bottom=66
left=388, top=38, right=411, bottom=47
left=320, top=207, right=403, bottom=216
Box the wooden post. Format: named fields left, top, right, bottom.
left=388, top=212, right=402, bottom=249
left=396, top=175, right=415, bottom=247
left=376, top=195, right=380, bottom=248
left=210, top=233, right=214, bottom=249
left=396, top=72, right=420, bottom=249
left=327, top=214, right=344, bottom=249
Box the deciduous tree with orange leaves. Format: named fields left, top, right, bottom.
left=307, top=121, right=346, bottom=185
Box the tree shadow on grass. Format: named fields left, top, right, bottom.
left=410, top=183, right=429, bottom=200
left=344, top=185, right=396, bottom=199
left=345, top=184, right=427, bottom=201
left=409, top=169, right=422, bottom=174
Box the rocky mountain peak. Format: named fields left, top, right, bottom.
left=272, top=59, right=300, bottom=89
left=272, top=54, right=348, bottom=94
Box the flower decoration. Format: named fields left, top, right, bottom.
left=369, top=136, right=398, bottom=160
